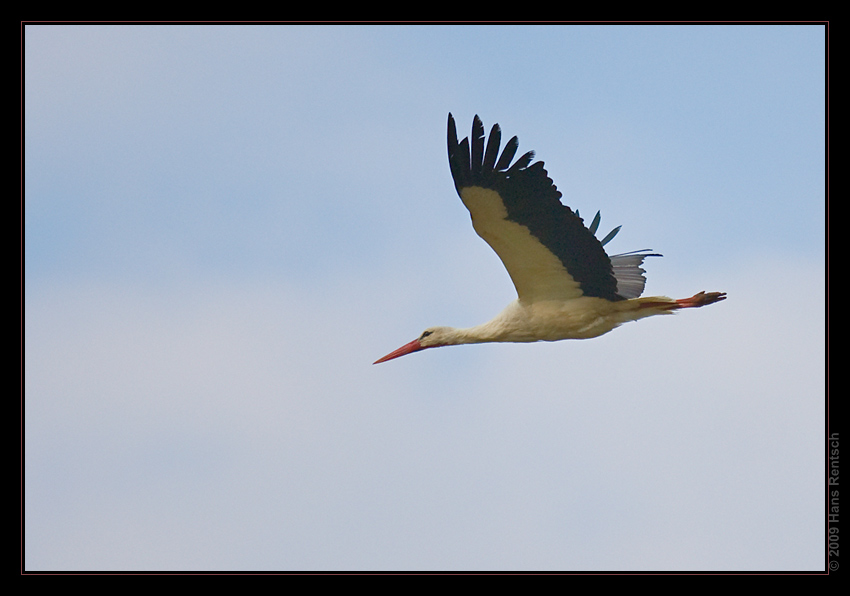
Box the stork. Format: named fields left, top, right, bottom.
left=374, top=114, right=725, bottom=364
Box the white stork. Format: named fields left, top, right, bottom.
left=374, top=114, right=725, bottom=364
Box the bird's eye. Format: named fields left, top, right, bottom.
left=419, top=331, right=433, bottom=340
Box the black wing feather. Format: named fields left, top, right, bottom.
left=494, top=136, right=519, bottom=171
left=482, top=124, right=501, bottom=172
left=470, top=116, right=485, bottom=175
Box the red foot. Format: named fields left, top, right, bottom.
left=675, top=291, right=727, bottom=309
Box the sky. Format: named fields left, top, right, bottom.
left=24, top=24, right=826, bottom=572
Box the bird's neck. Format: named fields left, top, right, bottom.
left=447, top=303, right=533, bottom=345
left=448, top=323, right=504, bottom=345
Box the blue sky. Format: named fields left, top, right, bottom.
left=25, top=24, right=825, bottom=571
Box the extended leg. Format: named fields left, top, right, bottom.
left=675, top=291, right=727, bottom=309
left=636, top=291, right=726, bottom=312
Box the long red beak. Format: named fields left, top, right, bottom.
left=373, top=339, right=424, bottom=364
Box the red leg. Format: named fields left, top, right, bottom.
left=637, top=291, right=726, bottom=311
left=675, top=291, right=727, bottom=308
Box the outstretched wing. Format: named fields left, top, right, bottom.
left=447, top=113, right=632, bottom=303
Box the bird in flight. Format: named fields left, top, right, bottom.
left=374, top=114, right=725, bottom=364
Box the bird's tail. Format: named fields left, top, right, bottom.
left=610, top=250, right=662, bottom=299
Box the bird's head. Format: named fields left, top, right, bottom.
left=373, top=327, right=455, bottom=364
